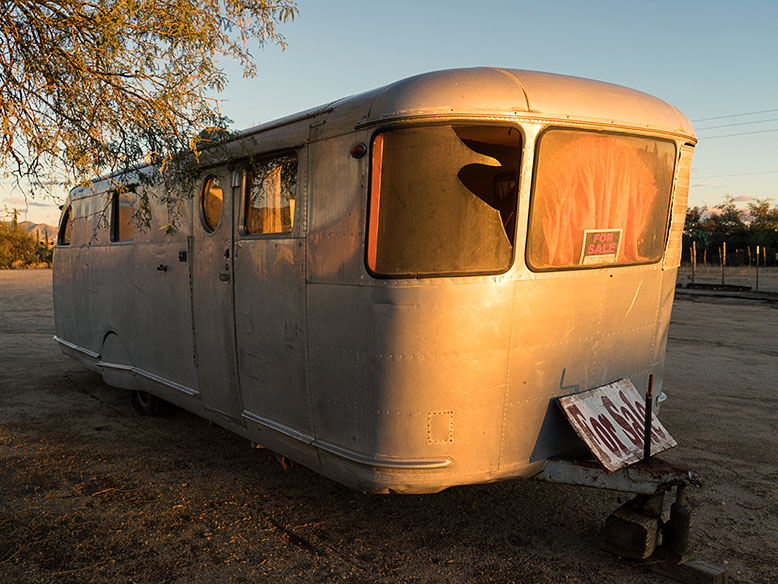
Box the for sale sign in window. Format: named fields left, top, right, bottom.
left=580, top=228, right=622, bottom=265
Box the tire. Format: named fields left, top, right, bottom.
left=131, top=390, right=165, bottom=416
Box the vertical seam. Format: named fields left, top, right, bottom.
left=301, top=144, right=317, bottom=447
left=498, top=279, right=518, bottom=469
left=186, top=234, right=198, bottom=371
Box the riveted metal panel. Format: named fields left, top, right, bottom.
left=55, top=185, right=197, bottom=394
left=308, top=279, right=513, bottom=482
left=501, top=264, right=670, bottom=468
left=307, top=132, right=369, bottom=284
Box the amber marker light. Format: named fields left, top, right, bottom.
left=350, top=142, right=367, bottom=158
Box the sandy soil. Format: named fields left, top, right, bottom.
left=1, top=270, right=776, bottom=583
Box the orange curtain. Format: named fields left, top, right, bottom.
left=536, top=134, right=658, bottom=267
left=248, top=165, right=284, bottom=234
left=263, top=165, right=284, bottom=233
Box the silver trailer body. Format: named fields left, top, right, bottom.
left=53, top=68, right=696, bottom=493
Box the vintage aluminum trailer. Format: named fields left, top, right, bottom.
left=53, top=67, right=696, bottom=495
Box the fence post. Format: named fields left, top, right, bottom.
left=721, top=242, right=727, bottom=285
left=756, top=245, right=760, bottom=292
left=692, top=241, right=697, bottom=284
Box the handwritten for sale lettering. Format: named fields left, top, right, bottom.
left=558, top=378, right=677, bottom=472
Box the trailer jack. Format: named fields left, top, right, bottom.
left=538, top=458, right=728, bottom=583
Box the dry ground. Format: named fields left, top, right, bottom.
left=1, top=270, right=776, bottom=583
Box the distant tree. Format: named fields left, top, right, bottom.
left=684, top=206, right=712, bottom=246
left=35, top=239, right=54, bottom=265
left=712, top=196, right=746, bottom=230
left=745, top=198, right=778, bottom=252
left=683, top=197, right=778, bottom=266
left=746, top=198, right=778, bottom=229
left=0, top=220, right=38, bottom=268
left=682, top=205, right=712, bottom=264
left=1, top=0, right=297, bottom=202
left=707, top=196, right=747, bottom=252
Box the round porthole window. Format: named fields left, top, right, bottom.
left=201, top=176, right=223, bottom=233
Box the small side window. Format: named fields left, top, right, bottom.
left=201, top=176, right=224, bottom=233
left=244, top=152, right=297, bottom=235
left=111, top=190, right=136, bottom=242
left=58, top=204, right=72, bottom=246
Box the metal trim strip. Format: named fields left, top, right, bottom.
left=54, top=336, right=101, bottom=359
left=240, top=412, right=453, bottom=469
left=134, top=369, right=200, bottom=397
left=312, top=440, right=454, bottom=470
left=355, top=113, right=697, bottom=143
left=96, top=360, right=200, bottom=398
left=98, top=361, right=133, bottom=372
left=239, top=104, right=336, bottom=139
left=241, top=410, right=315, bottom=444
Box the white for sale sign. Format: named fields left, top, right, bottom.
left=558, top=378, right=677, bottom=472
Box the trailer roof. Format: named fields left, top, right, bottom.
left=243, top=67, right=696, bottom=141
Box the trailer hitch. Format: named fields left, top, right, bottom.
left=658, top=483, right=692, bottom=561
left=538, top=458, right=727, bottom=583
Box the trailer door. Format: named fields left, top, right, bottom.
left=191, top=169, right=242, bottom=420
left=233, top=150, right=312, bottom=441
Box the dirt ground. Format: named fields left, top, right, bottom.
left=1, top=270, right=776, bottom=583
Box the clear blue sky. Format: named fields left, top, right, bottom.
left=6, top=0, right=778, bottom=224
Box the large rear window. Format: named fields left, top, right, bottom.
left=367, top=125, right=521, bottom=277
left=527, top=130, right=676, bottom=271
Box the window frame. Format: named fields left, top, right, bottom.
left=57, top=202, right=73, bottom=246
left=239, top=150, right=300, bottom=239
left=525, top=126, right=678, bottom=273
left=364, top=122, right=524, bottom=279
left=109, top=188, right=137, bottom=243
left=199, top=174, right=225, bottom=235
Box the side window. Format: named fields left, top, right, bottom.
left=367, top=125, right=521, bottom=277
left=110, top=190, right=136, bottom=242
left=58, top=203, right=73, bottom=246
left=244, top=152, right=297, bottom=235
left=201, top=176, right=224, bottom=233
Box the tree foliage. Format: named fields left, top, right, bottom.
left=1, top=0, right=297, bottom=194
left=0, top=220, right=52, bottom=268
left=684, top=196, right=778, bottom=264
